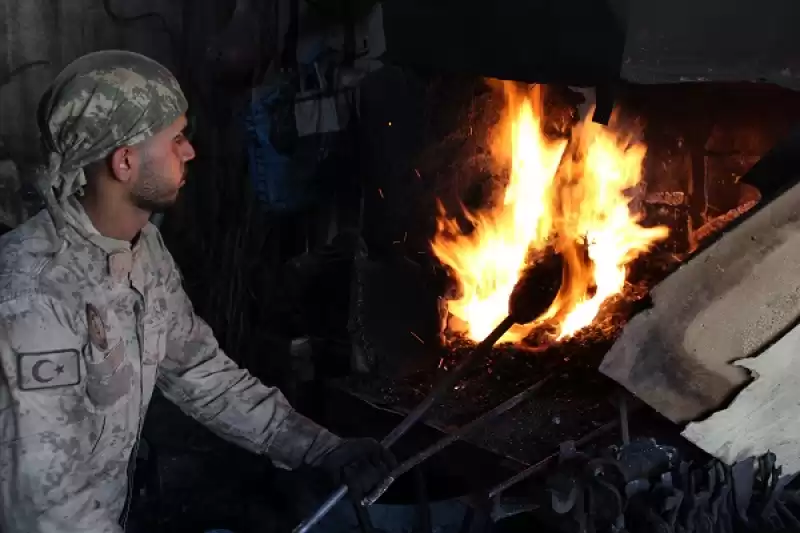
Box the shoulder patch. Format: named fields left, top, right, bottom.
left=16, top=350, right=81, bottom=390
left=86, top=303, right=108, bottom=350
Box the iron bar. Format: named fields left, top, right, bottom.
left=362, top=373, right=554, bottom=506
left=293, top=315, right=517, bottom=533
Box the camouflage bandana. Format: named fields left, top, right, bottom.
left=35, top=50, right=188, bottom=233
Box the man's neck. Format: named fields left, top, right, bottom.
left=80, top=193, right=151, bottom=243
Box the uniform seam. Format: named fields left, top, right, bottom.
left=0, top=230, right=84, bottom=308
left=0, top=288, right=66, bottom=309
left=263, top=408, right=295, bottom=456
left=0, top=289, right=82, bottom=338
left=0, top=261, right=50, bottom=306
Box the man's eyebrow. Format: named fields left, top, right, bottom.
left=173, top=122, right=188, bottom=137
left=182, top=116, right=196, bottom=139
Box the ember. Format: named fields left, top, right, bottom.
left=432, top=83, right=670, bottom=343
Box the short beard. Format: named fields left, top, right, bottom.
left=129, top=151, right=178, bottom=213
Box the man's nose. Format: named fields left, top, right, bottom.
left=182, top=141, right=196, bottom=162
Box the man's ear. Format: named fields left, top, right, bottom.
left=108, top=146, right=137, bottom=183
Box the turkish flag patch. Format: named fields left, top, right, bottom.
left=16, top=350, right=82, bottom=390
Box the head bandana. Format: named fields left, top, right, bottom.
left=35, top=50, right=188, bottom=234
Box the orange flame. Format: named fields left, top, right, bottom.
left=431, top=84, right=669, bottom=343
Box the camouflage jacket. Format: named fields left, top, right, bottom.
left=0, top=203, right=341, bottom=533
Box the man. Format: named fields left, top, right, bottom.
left=0, top=50, right=394, bottom=533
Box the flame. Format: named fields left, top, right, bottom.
left=431, top=84, right=669, bottom=343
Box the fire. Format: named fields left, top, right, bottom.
left=431, top=84, right=669, bottom=343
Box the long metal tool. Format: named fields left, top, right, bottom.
left=486, top=418, right=620, bottom=498
left=293, top=315, right=517, bottom=533
left=362, top=373, right=554, bottom=506
left=486, top=398, right=643, bottom=499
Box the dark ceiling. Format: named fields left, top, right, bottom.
left=383, top=0, right=800, bottom=90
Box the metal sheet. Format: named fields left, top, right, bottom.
left=600, top=175, right=800, bottom=423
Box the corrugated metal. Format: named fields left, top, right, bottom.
left=0, top=0, right=183, bottom=161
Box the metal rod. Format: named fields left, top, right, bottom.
left=382, top=315, right=517, bottom=446
left=619, top=394, right=630, bottom=446
left=362, top=374, right=553, bottom=506
left=486, top=399, right=643, bottom=499
left=487, top=418, right=621, bottom=499
left=293, top=315, right=518, bottom=533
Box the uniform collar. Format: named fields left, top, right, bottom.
left=62, top=197, right=148, bottom=290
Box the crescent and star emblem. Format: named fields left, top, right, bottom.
left=17, top=350, right=79, bottom=391
left=31, top=359, right=66, bottom=383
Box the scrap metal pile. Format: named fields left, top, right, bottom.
left=533, top=439, right=800, bottom=533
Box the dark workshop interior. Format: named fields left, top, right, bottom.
left=4, top=0, right=800, bottom=532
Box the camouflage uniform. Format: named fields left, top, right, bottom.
left=0, top=51, right=341, bottom=533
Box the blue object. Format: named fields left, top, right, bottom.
left=243, top=80, right=336, bottom=213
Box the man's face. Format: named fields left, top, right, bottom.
left=129, top=115, right=195, bottom=212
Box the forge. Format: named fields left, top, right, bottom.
left=7, top=1, right=800, bottom=531
left=311, top=76, right=800, bottom=479
left=275, top=10, right=800, bottom=520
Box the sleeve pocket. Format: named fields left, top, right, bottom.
left=83, top=341, right=133, bottom=412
